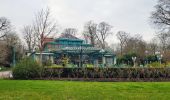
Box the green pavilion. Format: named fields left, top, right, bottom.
left=30, top=34, right=116, bottom=67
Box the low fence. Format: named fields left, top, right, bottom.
left=42, top=68, right=170, bottom=80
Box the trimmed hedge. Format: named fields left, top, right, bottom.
left=43, top=68, right=170, bottom=79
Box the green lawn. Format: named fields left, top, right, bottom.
left=0, top=80, right=170, bottom=100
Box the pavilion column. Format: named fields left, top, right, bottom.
left=102, top=56, right=106, bottom=67
left=114, top=57, right=117, bottom=65
left=79, top=55, right=82, bottom=67
left=93, top=59, right=98, bottom=67
left=50, top=56, right=54, bottom=64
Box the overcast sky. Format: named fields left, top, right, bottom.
left=0, top=0, right=158, bottom=44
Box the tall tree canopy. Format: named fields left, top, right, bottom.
left=62, top=28, right=77, bottom=36
left=33, top=8, right=58, bottom=52
left=116, top=31, right=129, bottom=56
left=150, top=0, right=170, bottom=30
left=83, top=21, right=97, bottom=46
left=0, top=17, right=11, bottom=39
left=96, top=22, right=113, bottom=49
left=22, top=25, right=36, bottom=52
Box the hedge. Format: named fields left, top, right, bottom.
left=42, top=68, right=170, bottom=79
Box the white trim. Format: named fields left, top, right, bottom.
left=35, top=53, right=54, bottom=55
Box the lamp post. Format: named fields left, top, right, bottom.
left=145, top=50, right=148, bottom=66
left=12, top=46, right=16, bottom=67
left=100, top=49, right=105, bottom=67
left=80, top=45, right=83, bottom=67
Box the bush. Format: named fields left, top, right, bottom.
left=148, top=62, right=165, bottom=68
left=0, top=66, right=3, bottom=71
left=47, top=64, right=63, bottom=68
left=43, top=59, right=52, bottom=66
left=85, top=64, right=94, bottom=68
left=0, top=66, right=11, bottom=71
left=12, top=58, right=42, bottom=79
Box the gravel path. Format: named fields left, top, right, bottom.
left=0, top=71, right=12, bottom=79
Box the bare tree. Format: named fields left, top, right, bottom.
left=0, top=31, right=23, bottom=66
left=22, top=25, right=36, bottom=52
left=150, top=0, right=170, bottom=30
left=148, top=37, right=158, bottom=55
left=33, top=8, right=57, bottom=51
left=116, top=31, right=129, bottom=56
left=0, top=17, right=23, bottom=66
left=0, top=17, right=11, bottom=39
left=150, top=0, right=170, bottom=58
left=83, top=21, right=97, bottom=46
left=4, top=32, right=20, bottom=47
left=157, top=32, right=169, bottom=54
left=63, top=28, right=77, bottom=36
left=33, top=8, right=58, bottom=62
left=95, top=22, right=113, bottom=49
left=124, top=34, right=145, bottom=54
left=0, top=41, right=9, bottom=65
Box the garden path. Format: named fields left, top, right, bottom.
left=0, top=71, right=12, bottom=79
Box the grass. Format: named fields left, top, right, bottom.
left=0, top=80, right=170, bottom=100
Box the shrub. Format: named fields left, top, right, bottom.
left=165, top=62, right=170, bottom=67
left=12, top=58, right=42, bottom=79
left=0, top=66, right=3, bottom=71
left=43, top=59, right=52, bottom=67
left=86, top=64, right=94, bottom=68
left=47, top=64, right=63, bottom=68
left=148, top=62, right=165, bottom=68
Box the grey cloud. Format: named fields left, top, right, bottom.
left=0, top=0, right=158, bottom=43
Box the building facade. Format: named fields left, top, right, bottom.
left=32, top=34, right=116, bottom=67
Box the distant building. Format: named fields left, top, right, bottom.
left=31, top=33, right=116, bottom=67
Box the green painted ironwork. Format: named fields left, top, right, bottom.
left=13, top=46, right=16, bottom=67
left=30, top=35, right=116, bottom=67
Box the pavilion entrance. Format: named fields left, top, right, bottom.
left=53, top=47, right=104, bottom=67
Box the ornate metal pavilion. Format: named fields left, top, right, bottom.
left=32, top=34, right=116, bottom=67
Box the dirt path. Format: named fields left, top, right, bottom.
left=0, top=71, right=12, bottom=79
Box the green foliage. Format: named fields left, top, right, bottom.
left=0, top=66, right=12, bottom=72
left=166, top=62, right=170, bottom=67
left=117, top=53, right=166, bottom=67
left=61, top=56, right=69, bottom=67
left=117, top=53, right=137, bottom=65
left=113, top=64, right=132, bottom=68
left=85, top=64, right=94, bottom=68
left=43, top=59, right=52, bottom=66
left=0, top=66, right=3, bottom=71
left=47, top=64, right=63, bottom=68
left=12, top=57, right=42, bottom=79
left=147, top=62, right=165, bottom=68
left=146, top=55, right=158, bottom=63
